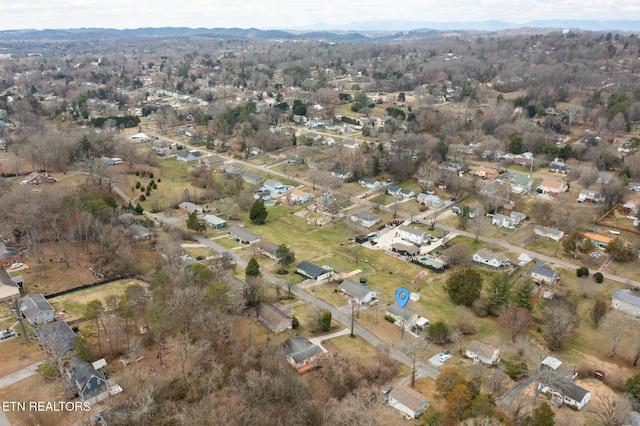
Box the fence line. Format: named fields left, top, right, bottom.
left=44, top=274, right=149, bottom=299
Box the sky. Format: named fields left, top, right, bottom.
left=2, top=0, right=640, bottom=31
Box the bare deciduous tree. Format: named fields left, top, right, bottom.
left=602, top=310, right=629, bottom=358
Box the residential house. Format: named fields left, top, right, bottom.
left=537, top=356, right=591, bottom=410
left=175, top=150, right=201, bottom=162
left=338, top=280, right=377, bottom=305
left=623, top=201, right=640, bottom=216
left=312, top=195, right=338, bottom=213
left=611, top=289, right=640, bottom=316
left=629, top=182, right=640, bottom=192
left=343, top=142, right=359, bottom=150
left=0, top=240, right=25, bottom=270
left=492, top=214, right=516, bottom=228
left=511, top=175, right=533, bottom=194
left=359, top=177, right=381, bottom=189
left=202, top=215, right=227, bottom=229
left=178, top=202, right=203, bottom=214
left=465, top=340, right=501, bottom=365
left=398, top=188, right=415, bottom=199
left=18, top=294, right=54, bottom=325
left=21, top=171, right=57, bottom=185
left=534, top=226, right=564, bottom=241
left=391, top=242, right=420, bottom=257
left=287, top=156, right=304, bottom=165
left=128, top=132, right=150, bottom=142
left=0, top=269, right=20, bottom=302
left=66, top=357, right=108, bottom=402
left=242, top=172, right=264, bottom=186
left=417, top=193, right=445, bottom=207
left=469, top=166, right=499, bottom=180
left=387, top=185, right=401, bottom=196
left=254, top=190, right=272, bottom=201
left=596, top=171, right=613, bottom=185
left=227, top=226, right=261, bottom=245
left=538, top=179, right=567, bottom=196
left=577, top=188, right=605, bottom=203
left=101, top=157, right=122, bottom=166
left=262, top=179, right=293, bottom=195
left=397, top=225, right=429, bottom=246
left=386, top=304, right=419, bottom=329
left=221, top=163, right=244, bottom=175
left=350, top=211, right=381, bottom=228
left=283, top=336, right=323, bottom=373
left=128, top=224, right=155, bottom=241
left=255, top=302, right=292, bottom=333
left=152, top=142, right=172, bottom=156
left=200, top=154, right=224, bottom=168
left=527, top=263, right=559, bottom=285
left=248, top=147, right=263, bottom=156
left=549, top=161, right=570, bottom=174
left=583, top=232, right=612, bottom=248
left=296, top=261, right=333, bottom=281
left=34, top=321, right=76, bottom=359
left=472, top=248, right=510, bottom=269
left=388, top=385, right=430, bottom=419
left=258, top=241, right=279, bottom=260
left=289, top=189, right=313, bottom=204
left=331, top=169, right=352, bottom=180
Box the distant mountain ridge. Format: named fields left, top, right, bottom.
left=1, top=19, right=639, bottom=42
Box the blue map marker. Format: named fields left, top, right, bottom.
left=395, top=287, right=410, bottom=309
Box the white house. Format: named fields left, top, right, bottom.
left=289, top=189, right=313, bottom=204
left=397, top=225, right=429, bottom=246
left=398, top=188, right=415, bottom=199
left=465, top=340, right=501, bottom=365
left=350, top=211, right=381, bottom=228
left=417, top=193, right=445, bottom=207
left=359, top=177, right=381, bottom=189
left=534, top=225, right=564, bottom=241
left=175, top=150, right=201, bottom=162
left=296, top=261, right=333, bottom=281
left=510, top=176, right=533, bottom=194
left=611, top=289, right=640, bottom=317
left=538, top=179, right=567, bottom=196
left=538, top=356, right=591, bottom=410
left=492, top=214, right=516, bottom=228
left=527, top=263, right=559, bottom=285
left=388, top=385, right=430, bottom=419
left=473, top=248, right=510, bottom=269
left=386, top=304, right=419, bottom=329
left=331, top=169, right=352, bottom=180
left=18, top=294, right=55, bottom=325
left=262, top=179, right=293, bottom=195
left=338, top=280, right=377, bottom=305
left=577, top=188, right=605, bottom=203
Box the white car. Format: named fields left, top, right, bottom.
left=10, top=263, right=22, bottom=269
left=438, top=350, right=452, bottom=363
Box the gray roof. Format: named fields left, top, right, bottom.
left=475, top=248, right=508, bottom=263
left=18, top=294, right=54, bottom=319
left=227, top=226, right=261, bottom=243
left=339, top=280, right=374, bottom=300
left=397, top=225, right=427, bottom=238
left=612, top=289, right=640, bottom=307
left=283, top=336, right=323, bottom=364
left=466, top=340, right=499, bottom=359
left=386, top=303, right=417, bottom=320
left=255, top=302, right=290, bottom=329
left=389, top=385, right=429, bottom=413
left=34, top=321, right=76, bottom=358
left=297, top=261, right=329, bottom=279
left=528, top=263, right=557, bottom=279
left=129, top=224, right=154, bottom=239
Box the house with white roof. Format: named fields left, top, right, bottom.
left=465, top=341, right=501, bottom=365
left=396, top=225, right=429, bottom=246
left=538, top=356, right=591, bottom=410
left=534, top=225, right=564, bottom=241
left=350, top=211, right=381, bottom=228
left=577, top=188, right=605, bottom=203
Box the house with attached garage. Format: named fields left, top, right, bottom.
left=549, top=161, right=570, bottom=174
left=538, top=179, right=567, bottom=196
left=175, top=150, right=201, bottom=163
left=18, top=294, right=54, bottom=325
left=398, top=188, right=415, bottom=199
left=472, top=248, right=510, bottom=269
left=469, top=166, right=499, bottom=180
left=534, top=225, right=564, bottom=241
left=417, top=193, right=445, bottom=207
left=386, top=185, right=401, bottom=196
left=227, top=226, right=261, bottom=245
left=492, top=214, right=517, bottom=229
left=296, top=261, right=333, bottom=281
left=465, top=340, right=501, bottom=365
left=331, top=169, right=352, bottom=180
left=387, top=385, right=430, bottom=419
left=261, top=179, right=293, bottom=195
left=396, top=225, right=430, bottom=246
left=537, top=356, right=591, bottom=410
left=338, top=280, right=377, bottom=305
left=283, top=336, right=323, bottom=373
left=510, top=175, right=533, bottom=194
left=527, top=263, right=559, bottom=285
left=611, top=289, right=640, bottom=316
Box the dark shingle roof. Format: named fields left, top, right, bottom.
left=296, top=261, right=328, bottom=279
left=18, top=294, right=53, bottom=319
left=34, top=321, right=76, bottom=358
left=283, top=336, right=322, bottom=364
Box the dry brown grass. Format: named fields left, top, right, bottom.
left=0, top=337, right=44, bottom=377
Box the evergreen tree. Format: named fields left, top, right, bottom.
left=275, top=244, right=296, bottom=272
left=249, top=199, right=268, bottom=225
left=186, top=210, right=205, bottom=232
left=512, top=279, right=534, bottom=310
left=487, top=273, right=511, bottom=316
left=245, top=257, right=261, bottom=279
left=529, top=402, right=555, bottom=426
left=446, top=268, right=482, bottom=306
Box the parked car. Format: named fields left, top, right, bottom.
left=439, top=349, right=452, bottom=363
left=0, top=329, right=15, bottom=340
left=195, top=256, right=205, bottom=261
left=594, top=370, right=606, bottom=379
left=10, top=263, right=22, bottom=269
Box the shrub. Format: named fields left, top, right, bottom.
left=577, top=267, right=589, bottom=277
left=149, top=172, right=154, bottom=178
left=291, top=316, right=299, bottom=329
left=139, top=195, right=146, bottom=201
left=321, top=310, right=332, bottom=332
left=594, top=272, right=604, bottom=283
left=507, top=361, right=529, bottom=381
left=157, top=178, right=161, bottom=182
left=135, top=181, right=141, bottom=189
left=427, top=320, right=449, bottom=344
left=384, top=315, right=396, bottom=323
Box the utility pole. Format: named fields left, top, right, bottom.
left=350, top=302, right=356, bottom=338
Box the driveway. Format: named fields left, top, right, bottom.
left=0, top=361, right=44, bottom=390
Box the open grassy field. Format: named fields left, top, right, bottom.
left=0, top=336, right=44, bottom=378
